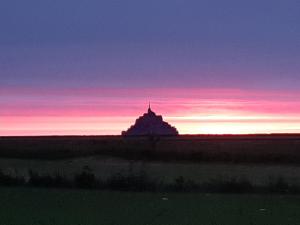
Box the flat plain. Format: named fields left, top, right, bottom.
left=1, top=135, right=300, bottom=225
left=0, top=187, right=300, bottom=225
left=1, top=156, right=300, bottom=186
left=1, top=135, right=300, bottom=186
left=1, top=134, right=300, bottom=163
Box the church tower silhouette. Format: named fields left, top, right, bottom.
left=122, top=104, right=178, bottom=136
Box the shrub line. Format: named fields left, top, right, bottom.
left=0, top=168, right=299, bottom=194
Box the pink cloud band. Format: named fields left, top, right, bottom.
left=1, top=87, right=300, bottom=135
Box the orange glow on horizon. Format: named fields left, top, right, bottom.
left=2, top=114, right=300, bottom=136
left=2, top=87, right=300, bottom=136
left=166, top=115, right=300, bottom=134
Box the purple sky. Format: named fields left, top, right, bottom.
left=1, top=0, right=300, bottom=89
left=1, top=0, right=300, bottom=135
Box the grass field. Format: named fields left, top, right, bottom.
left=1, top=135, right=300, bottom=224
left=1, top=156, right=300, bottom=186
left=2, top=135, right=300, bottom=163
left=0, top=187, right=299, bottom=225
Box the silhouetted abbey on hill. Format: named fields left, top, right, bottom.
left=122, top=104, right=179, bottom=136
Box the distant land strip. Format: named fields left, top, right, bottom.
left=1, top=134, right=300, bottom=164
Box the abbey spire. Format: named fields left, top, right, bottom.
left=122, top=104, right=178, bottom=136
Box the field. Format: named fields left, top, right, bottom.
left=1, top=135, right=300, bottom=224
left=1, top=135, right=300, bottom=190
left=0, top=135, right=300, bottom=225
left=1, top=156, right=300, bottom=187
left=0, top=187, right=299, bottom=225
left=2, top=134, right=300, bottom=163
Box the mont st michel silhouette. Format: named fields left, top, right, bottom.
left=122, top=104, right=179, bottom=136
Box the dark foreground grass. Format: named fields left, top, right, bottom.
left=0, top=187, right=300, bottom=225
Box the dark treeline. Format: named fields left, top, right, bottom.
left=0, top=167, right=299, bottom=194
left=1, top=135, right=300, bottom=164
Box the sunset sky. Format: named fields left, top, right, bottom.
left=1, top=0, right=300, bottom=135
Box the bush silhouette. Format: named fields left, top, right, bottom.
left=28, top=170, right=70, bottom=187
left=0, top=170, right=25, bottom=186
left=74, top=166, right=98, bottom=188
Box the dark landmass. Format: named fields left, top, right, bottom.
left=1, top=134, right=300, bottom=164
